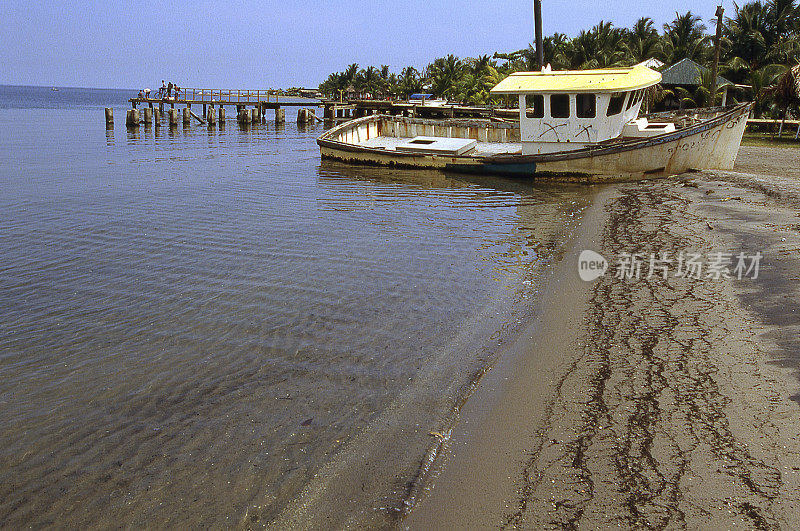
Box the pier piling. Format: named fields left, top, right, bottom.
left=125, top=109, right=140, bottom=127
left=105, top=108, right=114, bottom=128
left=168, top=108, right=178, bottom=126
left=206, top=105, right=216, bottom=125
left=183, top=108, right=191, bottom=125
left=275, top=108, right=285, bottom=124
left=219, top=107, right=225, bottom=123
left=143, top=107, right=153, bottom=125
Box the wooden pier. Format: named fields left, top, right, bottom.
left=114, top=85, right=519, bottom=128
left=123, top=87, right=323, bottom=126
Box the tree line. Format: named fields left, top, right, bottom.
left=318, top=1, right=799, bottom=117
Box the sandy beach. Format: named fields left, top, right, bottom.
left=406, top=145, right=800, bottom=529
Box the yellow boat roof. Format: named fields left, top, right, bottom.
left=490, top=66, right=661, bottom=94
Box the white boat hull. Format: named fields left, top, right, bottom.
left=317, top=104, right=751, bottom=182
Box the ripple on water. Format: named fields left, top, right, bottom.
left=0, top=100, right=589, bottom=527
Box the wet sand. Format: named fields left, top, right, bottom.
left=406, top=146, right=800, bottom=529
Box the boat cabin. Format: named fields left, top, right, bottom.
left=490, top=65, right=662, bottom=154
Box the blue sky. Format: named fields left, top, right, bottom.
left=1, top=1, right=732, bottom=89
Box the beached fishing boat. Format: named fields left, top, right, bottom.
left=317, top=65, right=751, bottom=182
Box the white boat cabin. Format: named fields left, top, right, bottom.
left=490, top=65, right=662, bottom=154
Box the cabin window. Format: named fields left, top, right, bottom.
left=626, top=91, right=637, bottom=110
left=576, top=94, right=596, bottom=118
left=607, top=92, right=626, bottom=116
left=550, top=94, right=570, bottom=118
left=525, top=95, right=544, bottom=118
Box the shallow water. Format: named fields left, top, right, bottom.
left=0, top=86, right=589, bottom=526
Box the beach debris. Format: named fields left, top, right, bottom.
left=300, top=417, right=313, bottom=426
left=720, top=196, right=742, bottom=202
left=706, top=221, right=714, bottom=230
left=428, top=429, right=451, bottom=441
left=682, top=181, right=699, bottom=188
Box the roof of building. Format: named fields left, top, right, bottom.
left=640, top=57, right=665, bottom=69
left=490, top=65, right=661, bottom=95
left=659, top=58, right=733, bottom=88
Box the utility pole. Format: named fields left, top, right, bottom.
left=710, top=5, right=724, bottom=106
left=534, top=0, right=544, bottom=69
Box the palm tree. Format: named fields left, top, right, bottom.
left=663, top=11, right=710, bottom=65
left=769, top=63, right=800, bottom=135
left=354, top=66, right=381, bottom=98
left=565, top=21, right=627, bottom=69
left=426, top=55, right=464, bottom=100
left=457, top=55, right=504, bottom=104
left=745, top=63, right=786, bottom=116
left=625, top=17, right=663, bottom=63
left=767, top=0, right=800, bottom=42
left=343, top=63, right=360, bottom=86
left=723, top=0, right=772, bottom=82
left=398, top=66, right=422, bottom=98
left=378, top=65, right=392, bottom=98
left=318, top=72, right=345, bottom=98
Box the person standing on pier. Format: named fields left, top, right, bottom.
left=167, top=81, right=173, bottom=97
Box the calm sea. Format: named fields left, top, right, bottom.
left=0, top=85, right=590, bottom=527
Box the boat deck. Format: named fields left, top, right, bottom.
left=360, top=136, right=521, bottom=156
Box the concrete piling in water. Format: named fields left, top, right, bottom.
left=125, top=109, right=140, bottom=127
left=206, top=105, right=216, bottom=125
left=105, top=108, right=114, bottom=127
left=251, top=106, right=260, bottom=123
left=238, top=108, right=251, bottom=125
left=183, top=108, right=191, bottom=125
left=143, top=107, right=153, bottom=125
left=275, top=108, right=285, bottom=124
left=168, top=108, right=179, bottom=126
left=218, top=107, right=225, bottom=123
left=297, top=108, right=315, bottom=123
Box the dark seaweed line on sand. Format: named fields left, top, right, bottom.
left=502, top=184, right=782, bottom=530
